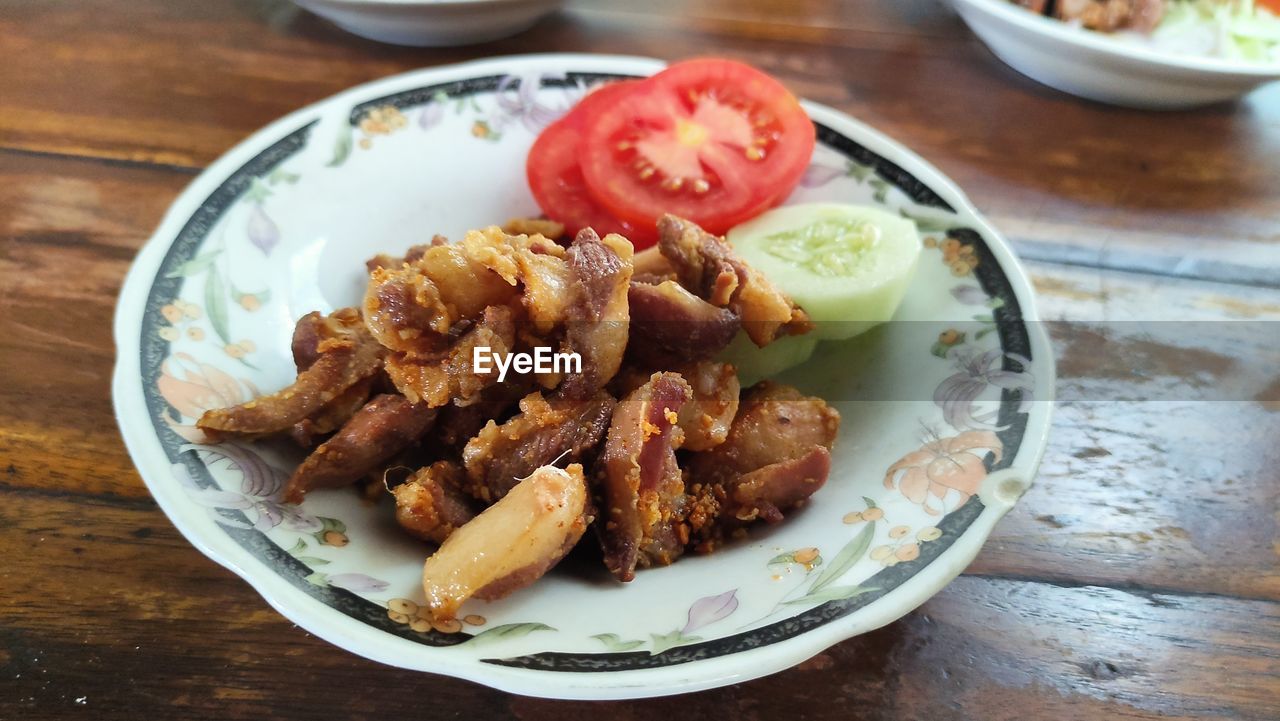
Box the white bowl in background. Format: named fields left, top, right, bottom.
left=949, top=0, right=1280, bottom=109
left=294, top=0, right=565, bottom=47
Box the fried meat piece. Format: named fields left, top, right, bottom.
left=626, top=280, right=740, bottom=366
left=595, top=372, right=693, bottom=581
left=287, top=313, right=380, bottom=446
left=462, top=390, right=616, bottom=503
left=364, top=237, right=446, bottom=274
left=686, top=382, right=839, bottom=549
left=657, top=214, right=810, bottom=346
left=384, top=305, right=517, bottom=407
left=657, top=215, right=738, bottom=307
left=421, top=464, right=591, bottom=621
left=392, top=461, right=478, bottom=544
left=282, top=394, right=439, bottom=503
left=359, top=445, right=436, bottom=501
left=631, top=245, right=676, bottom=281
left=716, top=446, right=831, bottom=525
left=288, top=376, right=375, bottom=447
left=673, top=361, right=741, bottom=452
left=431, top=382, right=529, bottom=454
left=291, top=311, right=325, bottom=372
left=502, top=217, right=566, bottom=240
left=559, top=229, right=633, bottom=399
left=690, top=382, right=838, bottom=475
left=362, top=232, right=525, bottom=356
left=611, top=362, right=741, bottom=453
left=197, top=308, right=383, bottom=438
left=453, top=226, right=572, bottom=336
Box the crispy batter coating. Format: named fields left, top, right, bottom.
left=595, top=372, right=693, bottom=581
left=289, top=376, right=375, bottom=447
left=392, top=461, right=477, bottom=544
left=559, top=228, right=633, bottom=399
left=462, top=390, right=615, bottom=503
left=657, top=214, right=811, bottom=346
left=197, top=215, right=838, bottom=600
left=626, top=280, right=740, bottom=367
left=282, top=393, right=438, bottom=503
left=502, top=217, right=566, bottom=240
left=197, top=308, right=383, bottom=438
left=383, top=305, right=517, bottom=407
left=686, top=382, right=839, bottom=551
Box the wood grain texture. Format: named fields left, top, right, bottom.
left=2, top=0, right=1279, bottom=717
left=3, top=492, right=1278, bottom=720
left=2, top=0, right=1278, bottom=286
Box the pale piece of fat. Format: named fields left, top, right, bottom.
left=421, top=463, right=588, bottom=621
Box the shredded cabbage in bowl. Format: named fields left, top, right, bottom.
left=1116, top=0, right=1280, bottom=63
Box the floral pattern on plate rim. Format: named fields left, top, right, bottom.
left=137, top=72, right=1035, bottom=670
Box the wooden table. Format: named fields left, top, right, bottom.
left=3, top=1, right=1279, bottom=718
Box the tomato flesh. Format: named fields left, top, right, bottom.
left=526, top=81, right=655, bottom=247
left=578, top=59, right=815, bottom=236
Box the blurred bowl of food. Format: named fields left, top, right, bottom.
left=949, top=0, right=1280, bottom=108
left=293, top=0, right=565, bottom=46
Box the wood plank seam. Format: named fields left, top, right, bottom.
left=960, top=570, right=1278, bottom=606
left=1014, top=243, right=1280, bottom=291
left=0, top=145, right=203, bottom=176
left=0, top=481, right=160, bottom=512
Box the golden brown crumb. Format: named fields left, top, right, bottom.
left=503, top=217, right=565, bottom=240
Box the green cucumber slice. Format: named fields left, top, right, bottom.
left=718, top=331, right=818, bottom=388
left=727, top=203, right=922, bottom=340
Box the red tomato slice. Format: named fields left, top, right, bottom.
left=577, top=58, right=816, bottom=236
left=526, top=81, right=656, bottom=248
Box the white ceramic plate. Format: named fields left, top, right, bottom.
left=293, top=0, right=564, bottom=47
left=951, top=0, right=1280, bottom=109
left=113, top=54, right=1054, bottom=699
